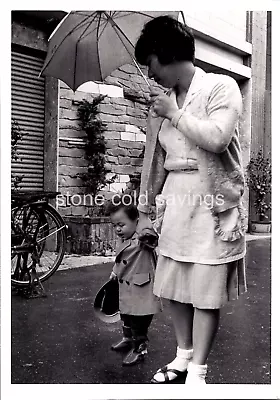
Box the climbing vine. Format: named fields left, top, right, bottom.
left=76, top=95, right=116, bottom=197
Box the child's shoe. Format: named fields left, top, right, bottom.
left=122, top=339, right=148, bottom=366
left=111, top=326, right=133, bottom=352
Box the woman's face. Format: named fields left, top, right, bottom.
left=146, top=55, right=175, bottom=88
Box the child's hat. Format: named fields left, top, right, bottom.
left=93, top=279, right=120, bottom=323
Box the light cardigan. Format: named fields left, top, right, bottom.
left=137, top=67, right=246, bottom=241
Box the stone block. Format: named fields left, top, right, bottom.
left=110, top=165, right=136, bottom=175
left=102, top=76, right=123, bottom=88
left=59, top=156, right=88, bottom=167
left=118, top=64, right=138, bottom=74
left=59, top=176, right=85, bottom=187
left=117, top=115, right=130, bottom=124
left=99, top=113, right=122, bottom=123
left=71, top=205, right=89, bottom=216
left=126, top=106, right=146, bottom=118
left=60, top=108, right=79, bottom=120
left=57, top=206, right=73, bottom=216
left=125, top=124, right=141, bottom=134
left=130, top=157, right=143, bottom=166
left=59, top=128, right=86, bottom=139
left=127, top=116, right=147, bottom=127
left=135, top=133, right=146, bottom=142
left=111, top=69, right=131, bottom=80
left=73, top=91, right=96, bottom=103
left=118, top=156, right=132, bottom=165
left=59, top=165, right=88, bottom=177
left=105, top=155, right=118, bottom=164
left=59, top=98, right=73, bottom=109
left=119, top=174, right=130, bottom=183
left=133, top=166, right=144, bottom=174
left=105, top=139, right=120, bottom=149
left=110, top=97, right=132, bottom=107
left=59, top=119, right=80, bottom=130
left=98, top=104, right=126, bottom=115
left=103, top=132, right=121, bottom=140
left=109, top=182, right=127, bottom=193
left=105, top=123, right=125, bottom=132
left=59, top=87, right=74, bottom=98
left=107, top=148, right=128, bottom=157
left=128, top=148, right=144, bottom=157
left=121, top=132, right=136, bottom=141
left=119, top=141, right=143, bottom=149
left=59, top=147, right=84, bottom=158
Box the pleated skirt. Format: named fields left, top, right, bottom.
left=153, top=170, right=247, bottom=309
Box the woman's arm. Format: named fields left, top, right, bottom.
left=170, top=77, right=242, bottom=153
left=136, top=211, right=154, bottom=235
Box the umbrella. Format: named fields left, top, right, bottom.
left=40, top=10, right=180, bottom=91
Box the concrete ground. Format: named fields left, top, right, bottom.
left=11, top=235, right=271, bottom=385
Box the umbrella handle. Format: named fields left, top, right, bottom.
left=132, top=58, right=150, bottom=87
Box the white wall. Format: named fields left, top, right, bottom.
left=182, top=10, right=247, bottom=43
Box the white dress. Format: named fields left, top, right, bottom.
left=153, top=95, right=247, bottom=308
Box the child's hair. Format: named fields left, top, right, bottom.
left=106, top=194, right=139, bottom=221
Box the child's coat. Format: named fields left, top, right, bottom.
left=112, top=232, right=161, bottom=315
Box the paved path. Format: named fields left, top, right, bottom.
left=11, top=237, right=271, bottom=384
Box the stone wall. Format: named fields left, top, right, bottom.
left=57, top=65, right=158, bottom=253
left=58, top=65, right=164, bottom=217
left=57, top=63, right=161, bottom=220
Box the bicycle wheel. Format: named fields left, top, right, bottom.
left=11, top=203, right=67, bottom=287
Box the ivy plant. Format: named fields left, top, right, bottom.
left=76, top=95, right=116, bottom=197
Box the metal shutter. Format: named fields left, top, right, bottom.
left=11, top=46, right=45, bottom=191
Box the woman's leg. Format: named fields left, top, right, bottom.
left=169, top=300, right=194, bottom=349
left=152, top=300, right=194, bottom=382
left=192, top=307, right=220, bottom=365
left=185, top=307, right=220, bottom=384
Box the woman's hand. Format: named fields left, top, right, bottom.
left=136, top=212, right=154, bottom=236
left=150, top=89, right=178, bottom=119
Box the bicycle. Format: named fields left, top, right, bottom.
left=11, top=191, right=67, bottom=296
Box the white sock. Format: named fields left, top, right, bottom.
left=185, top=361, right=207, bottom=384
left=153, top=347, right=193, bottom=382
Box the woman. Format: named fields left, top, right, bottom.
left=135, top=16, right=247, bottom=384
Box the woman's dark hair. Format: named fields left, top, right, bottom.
left=135, top=15, right=195, bottom=65
left=135, top=15, right=195, bottom=66
left=106, top=194, right=139, bottom=221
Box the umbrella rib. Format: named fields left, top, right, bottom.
left=73, top=15, right=98, bottom=90
left=96, top=13, right=103, bottom=81
left=40, top=11, right=99, bottom=76
left=103, top=12, right=150, bottom=86
left=80, top=14, right=109, bottom=41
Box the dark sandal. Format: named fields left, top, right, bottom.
left=151, top=365, right=187, bottom=383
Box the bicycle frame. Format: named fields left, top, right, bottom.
left=11, top=191, right=67, bottom=296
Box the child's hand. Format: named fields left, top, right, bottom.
left=109, top=271, right=117, bottom=280
left=139, top=230, right=159, bottom=249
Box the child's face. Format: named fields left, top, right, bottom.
left=111, top=208, right=138, bottom=240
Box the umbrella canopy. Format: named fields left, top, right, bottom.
left=40, top=10, right=180, bottom=91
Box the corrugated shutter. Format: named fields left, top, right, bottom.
left=11, top=47, right=45, bottom=191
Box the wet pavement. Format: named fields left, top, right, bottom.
left=11, top=237, right=271, bottom=384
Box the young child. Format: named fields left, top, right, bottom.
left=108, top=195, right=161, bottom=366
